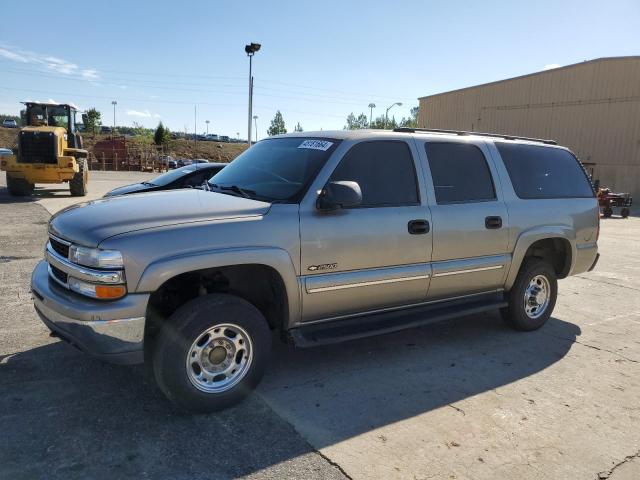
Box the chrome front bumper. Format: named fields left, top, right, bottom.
left=31, top=260, right=149, bottom=364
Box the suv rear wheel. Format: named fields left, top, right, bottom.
left=6, top=173, right=34, bottom=196
left=69, top=158, right=88, bottom=196
left=501, top=258, right=557, bottom=331
left=152, top=293, right=271, bottom=412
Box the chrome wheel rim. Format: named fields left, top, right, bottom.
left=186, top=323, right=253, bottom=394
left=523, top=274, right=551, bottom=319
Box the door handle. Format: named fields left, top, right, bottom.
left=485, top=216, right=503, bottom=229
left=408, top=219, right=430, bottom=234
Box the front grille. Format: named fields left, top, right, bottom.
left=50, top=264, right=68, bottom=284
left=49, top=237, right=70, bottom=259
left=19, top=131, right=57, bottom=164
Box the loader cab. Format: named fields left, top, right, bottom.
left=23, top=102, right=84, bottom=149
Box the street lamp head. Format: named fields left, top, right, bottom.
left=253, top=115, right=258, bottom=120
left=368, top=103, right=376, bottom=108
left=397, top=102, right=403, bottom=107
left=245, top=43, right=261, bottom=55
left=111, top=100, right=117, bottom=105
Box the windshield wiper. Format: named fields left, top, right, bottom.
left=209, top=183, right=256, bottom=199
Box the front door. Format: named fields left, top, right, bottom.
left=419, top=140, right=509, bottom=300
left=299, top=139, right=432, bottom=322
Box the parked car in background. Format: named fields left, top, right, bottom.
left=167, top=159, right=177, bottom=169
left=0, top=148, right=13, bottom=156
left=220, top=135, right=230, bottom=142
left=103, top=163, right=226, bottom=197
left=205, top=134, right=219, bottom=141
left=2, top=119, right=18, bottom=128
left=177, top=159, right=193, bottom=167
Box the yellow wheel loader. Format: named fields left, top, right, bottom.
left=1, top=102, right=88, bottom=196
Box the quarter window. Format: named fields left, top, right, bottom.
left=496, top=143, right=594, bottom=199
left=425, top=143, right=496, bottom=204
left=330, top=141, right=419, bottom=207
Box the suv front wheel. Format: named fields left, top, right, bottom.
left=152, top=293, right=271, bottom=412
left=501, top=258, right=557, bottom=331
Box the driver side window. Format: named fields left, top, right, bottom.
left=329, top=141, right=419, bottom=207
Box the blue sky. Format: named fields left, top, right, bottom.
left=1, top=0, right=638, bottom=139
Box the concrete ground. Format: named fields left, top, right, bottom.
left=1, top=171, right=639, bottom=479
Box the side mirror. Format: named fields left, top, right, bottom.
left=316, top=181, right=362, bottom=211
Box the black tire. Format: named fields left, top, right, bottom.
left=6, top=173, right=34, bottom=196
left=152, top=293, right=271, bottom=413
left=500, top=258, right=557, bottom=331
left=621, top=207, right=630, bottom=218
left=603, top=206, right=613, bottom=218
left=69, top=158, right=88, bottom=196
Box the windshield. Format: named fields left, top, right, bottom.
left=208, top=137, right=340, bottom=202
left=150, top=165, right=197, bottom=186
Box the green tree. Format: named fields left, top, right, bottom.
left=154, top=121, right=170, bottom=145
left=294, top=122, right=304, bottom=132
left=267, top=110, right=287, bottom=136
left=132, top=122, right=153, bottom=144
left=82, top=108, right=102, bottom=135
left=399, top=106, right=419, bottom=128
left=370, top=114, right=397, bottom=129
left=344, top=112, right=369, bottom=130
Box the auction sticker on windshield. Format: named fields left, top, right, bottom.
left=298, top=140, right=333, bottom=151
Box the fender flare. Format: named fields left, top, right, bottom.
left=135, top=246, right=301, bottom=326
left=505, top=226, right=575, bottom=290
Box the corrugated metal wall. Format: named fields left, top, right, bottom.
left=418, top=57, right=640, bottom=200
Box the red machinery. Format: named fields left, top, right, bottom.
left=598, top=187, right=632, bottom=218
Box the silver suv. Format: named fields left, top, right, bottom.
left=31, top=128, right=600, bottom=412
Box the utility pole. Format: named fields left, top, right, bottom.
left=111, top=101, right=117, bottom=133
left=194, top=105, right=197, bottom=152
left=253, top=115, right=258, bottom=143
left=245, top=42, right=261, bottom=146
left=205, top=120, right=210, bottom=136
left=111, top=100, right=117, bottom=166
left=368, top=103, right=376, bottom=126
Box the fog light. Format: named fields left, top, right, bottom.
left=68, top=277, right=126, bottom=299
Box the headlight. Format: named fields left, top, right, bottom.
left=68, top=245, right=124, bottom=269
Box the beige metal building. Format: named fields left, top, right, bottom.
left=418, top=56, right=640, bottom=200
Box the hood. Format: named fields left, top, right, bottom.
left=103, top=182, right=153, bottom=197
left=49, top=189, right=271, bottom=247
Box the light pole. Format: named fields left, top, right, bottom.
left=385, top=102, right=402, bottom=129
left=111, top=100, right=117, bottom=133
left=205, top=120, right=210, bottom=136
left=368, top=103, right=376, bottom=126
left=253, top=115, right=258, bottom=143
left=245, top=42, right=261, bottom=146
left=236, top=132, right=240, bottom=140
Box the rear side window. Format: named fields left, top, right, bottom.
left=424, top=143, right=496, bottom=204
left=330, top=141, right=419, bottom=207
left=496, top=143, right=594, bottom=199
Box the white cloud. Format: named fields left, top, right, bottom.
left=0, top=44, right=100, bottom=81
left=543, top=63, right=561, bottom=71
left=81, top=69, right=100, bottom=81
left=153, top=114, right=161, bottom=118
left=0, top=47, right=28, bottom=63
left=126, top=109, right=153, bottom=118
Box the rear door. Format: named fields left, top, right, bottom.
left=419, top=140, right=509, bottom=300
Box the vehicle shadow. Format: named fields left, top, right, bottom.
left=0, top=311, right=579, bottom=479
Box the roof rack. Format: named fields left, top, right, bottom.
left=393, top=127, right=557, bottom=145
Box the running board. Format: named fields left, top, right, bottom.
left=289, top=293, right=508, bottom=348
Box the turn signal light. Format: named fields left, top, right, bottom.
left=95, top=285, right=127, bottom=299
